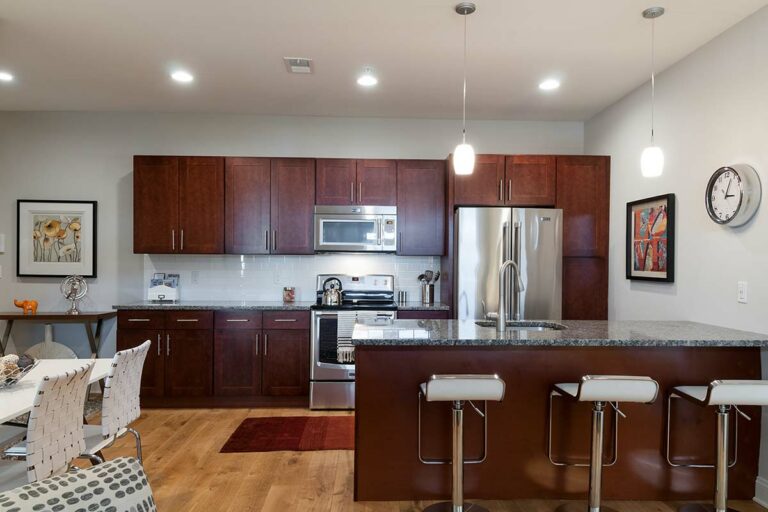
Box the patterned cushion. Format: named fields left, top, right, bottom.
left=0, top=457, right=156, bottom=512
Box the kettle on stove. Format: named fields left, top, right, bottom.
left=322, top=277, right=343, bottom=306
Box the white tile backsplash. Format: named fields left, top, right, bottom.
left=143, top=254, right=441, bottom=302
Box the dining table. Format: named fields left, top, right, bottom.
left=0, top=358, right=112, bottom=424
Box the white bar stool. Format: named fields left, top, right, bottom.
left=666, top=380, right=768, bottom=512
left=418, top=374, right=506, bottom=512
left=547, top=375, right=659, bottom=512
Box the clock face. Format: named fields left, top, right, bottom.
left=707, top=168, right=743, bottom=223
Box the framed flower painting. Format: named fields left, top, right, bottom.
left=626, top=194, right=675, bottom=282
left=17, top=200, right=97, bottom=277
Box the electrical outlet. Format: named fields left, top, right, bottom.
left=191, top=270, right=200, bottom=285
left=738, top=281, right=748, bottom=304
left=0, top=264, right=3, bottom=278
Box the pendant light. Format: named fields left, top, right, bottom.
left=453, top=2, right=476, bottom=176
left=640, top=7, right=665, bottom=178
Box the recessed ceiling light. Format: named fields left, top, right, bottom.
left=0, top=71, right=14, bottom=82
left=357, top=67, right=378, bottom=87
left=538, top=78, right=560, bottom=91
left=170, top=70, right=194, bottom=83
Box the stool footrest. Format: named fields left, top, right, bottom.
left=417, top=392, right=487, bottom=465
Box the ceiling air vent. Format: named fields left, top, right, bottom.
left=284, top=57, right=313, bottom=74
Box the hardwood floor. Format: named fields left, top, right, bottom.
left=92, top=408, right=766, bottom=512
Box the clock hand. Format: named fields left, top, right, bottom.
left=724, top=179, right=732, bottom=198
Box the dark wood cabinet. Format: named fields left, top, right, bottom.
left=357, top=159, right=397, bottom=205
left=396, top=160, right=445, bottom=255
left=225, top=157, right=271, bottom=254
left=262, top=329, right=309, bottom=396
left=133, top=156, right=179, bottom=253
left=214, top=329, right=261, bottom=396
left=316, top=159, right=357, bottom=205
left=116, top=328, right=165, bottom=398
left=271, top=158, right=315, bottom=254
left=562, top=257, right=608, bottom=320
left=452, top=154, right=505, bottom=206
left=165, top=329, right=213, bottom=396
left=506, top=155, right=556, bottom=206
left=133, top=156, right=224, bottom=254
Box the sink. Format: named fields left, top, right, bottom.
left=475, top=320, right=567, bottom=331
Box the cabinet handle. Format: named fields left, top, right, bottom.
left=358, top=182, right=362, bottom=204
left=166, top=334, right=170, bottom=356
left=272, top=230, right=277, bottom=252
left=264, top=334, right=268, bottom=356
left=225, top=319, right=250, bottom=323
left=176, top=318, right=199, bottom=322
left=180, top=229, right=184, bottom=252
left=171, top=229, right=176, bottom=252
left=128, top=318, right=150, bottom=322
left=508, top=179, right=512, bottom=202
left=266, top=229, right=270, bottom=251
left=398, top=232, right=402, bottom=253
left=350, top=182, right=355, bottom=203
left=273, top=318, right=296, bottom=322
left=499, top=179, right=503, bottom=202
left=157, top=334, right=161, bottom=356
left=255, top=333, right=259, bottom=355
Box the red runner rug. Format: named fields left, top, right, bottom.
left=220, top=416, right=354, bottom=453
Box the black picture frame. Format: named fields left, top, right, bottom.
left=17, top=199, right=98, bottom=278
left=626, top=193, right=675, bottom=282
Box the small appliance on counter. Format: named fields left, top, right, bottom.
left=310, top=273, right=397, bottom=410
left=148, top=273, right=180, bottom=302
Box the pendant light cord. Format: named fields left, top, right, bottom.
left=462, top=13, right=468, bottom=144
left=650, top=17, right=656, bottom=143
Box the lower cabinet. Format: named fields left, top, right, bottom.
left=165, top=329, right=213, bottom=397
left=214, top=329, right=262, bottom=396
left=116, top=328, right=165, bottom=398
left=262, top=329, right=309, bottom=396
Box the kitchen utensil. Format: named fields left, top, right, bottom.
left=421, top=284, right=435, bottom=305
left=424, top=270, right=434, bottom=284
left=433, top=271, right=441, bottom=283
left=417, top=274, right=426, bottom=284
left=398, top=291, right=408, bottom=304
left=321, top=277, right=343, bottom=306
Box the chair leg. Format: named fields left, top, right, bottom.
left=588, top=402, right=605, bottom=512
left=714, top=405, right=731, bottom=512
left=452, top=400, right=464, bottom=511
left=87, top=454, right=103, bottom=465
left=127, top=427, right=143, bottom=463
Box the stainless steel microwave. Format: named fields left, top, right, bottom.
left=314, top=205, right=397, bottom=253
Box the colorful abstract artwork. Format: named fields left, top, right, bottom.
left=626, top=194, right=675, bottom=282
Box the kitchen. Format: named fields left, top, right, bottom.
left=1, top=1, right=768, bottom=512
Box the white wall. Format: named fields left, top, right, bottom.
left=0, top=111, right=583, bottom=356
left=585, top=6, right=768, bottom=499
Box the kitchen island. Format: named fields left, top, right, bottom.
left=352, top=319, right=768, bottom=502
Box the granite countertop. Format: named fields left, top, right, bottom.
left=352, top=319, right=768, bottom=348
left=113, top=300, right=316, bottom=311
left=395, top=302, right=449, bottom=311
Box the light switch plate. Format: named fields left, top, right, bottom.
left=0, top=234, right=5, bottom=253
left=738, top=281, right=748, bottom=303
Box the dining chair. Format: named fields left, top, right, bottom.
left=0, top=362, right=95, bottom=491
left=83, top=340, right=150, bottom=462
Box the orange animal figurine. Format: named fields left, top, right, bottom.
left=13, top=299, right=38, bottom=315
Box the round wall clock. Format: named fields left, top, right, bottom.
left=705, top=164, right=762, bottom=227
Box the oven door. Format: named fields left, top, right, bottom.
left=314, top=214, right=384, bottom=252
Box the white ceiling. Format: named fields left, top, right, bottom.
left=0, top=0, right=765, bottom=121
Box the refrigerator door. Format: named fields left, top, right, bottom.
left=455, top=207, right=512, bottom=321
left=512, top=208, right=563, bottom=320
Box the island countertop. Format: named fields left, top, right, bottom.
left=352, top=319, right=768, bottom=347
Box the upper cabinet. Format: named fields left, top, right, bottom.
left=134, top=156, right=224, bottom=254
left=556, top=156, right=610, bottom=258
left=505, top=155, right=556, bottom=206
left=316, top=159, right=396, bottom=206
left=397, top=160, right=445, bottom=256
left=271, top=158, right=315, bottom=254
left=225, top=157, right=271, bottom=254
left=452, top=154, right=505, bottom=206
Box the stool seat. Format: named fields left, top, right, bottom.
left=554, top=375, right=659, bottom=403
left=421, top=374, right=505, bottom=402
left=671, top=380, right=768, bottom=406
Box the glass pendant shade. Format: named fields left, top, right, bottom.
left=640, top=145, right=664, bottom=178
left=453, top=143, right=475, bottom=175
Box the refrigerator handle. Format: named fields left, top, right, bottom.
left=513, top=221, right=522, bottom=320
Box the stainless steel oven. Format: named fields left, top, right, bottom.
left=314, top=205, right=397, bottom=252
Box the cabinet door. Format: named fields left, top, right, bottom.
left=262, top=329, right=309, bottom=396
left=316, top=159, right=356, bottom=205
left=225, top=157, right=271, bottom=254
left=452, top=154, right=505, bottom=206
left=271, top=158, right=315, bottom=254
left=556, top=156, right=610, bottom=258
left=397, top=160, right=445, bottom=255
left=214, top=330, right=261, bottom=396
left=506, top=155, right=556, bottom=206
left=133, top=156, right=179, bottom=253
left=178, top=157, right=224, bottom=254
left=117, top=328, right=165, bottom=398
left=165, top=329, right=213, bottom=397
left=563, top=257, right=608, bottom=320
left=357, top=159, right=397, bottom=205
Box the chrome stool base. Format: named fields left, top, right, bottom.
left=423, top=502, right=489, bottom=512
left=678, top=504, right=740, bottom=512
left=555, top=502, right=620, bottom=512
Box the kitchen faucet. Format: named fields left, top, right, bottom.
left=497, top=259, right=525, bottom=332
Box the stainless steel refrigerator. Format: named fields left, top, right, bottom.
left=454, top=207, right=562, bottom=321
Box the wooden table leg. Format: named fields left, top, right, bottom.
left=1, top=320, right=14, bottom=356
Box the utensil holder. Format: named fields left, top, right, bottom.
left=421, top=284, right=434, bottom=305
